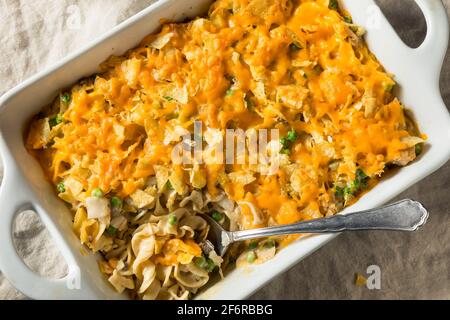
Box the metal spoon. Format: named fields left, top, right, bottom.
left=200, top=199, right=428, bottom=257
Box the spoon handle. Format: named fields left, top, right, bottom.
left=230, top=199, right=429, bottom=243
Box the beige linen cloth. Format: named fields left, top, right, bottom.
left=0, top=0, right=449, bottom=300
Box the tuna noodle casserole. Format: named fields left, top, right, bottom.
left=26, top=0, right=424, bottom=299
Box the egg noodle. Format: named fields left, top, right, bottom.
left=26, top=0, right=424, bottom=300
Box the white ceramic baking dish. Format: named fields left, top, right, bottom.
left=0, top=0, right=449, bottom=300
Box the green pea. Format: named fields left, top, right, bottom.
left=286, top=129, right=298, bottom=142
left=110, top=196, right=123, bottom=208
left=415, top=144, right=423, bottom=156
left=248, top=242, right=258, bottom=250
left=212, top=211, right=223, bottom=222
left=280, top=137, right=289, bottom=148
left=205, top=258, right=216, bottom=272
left=49, top=114, right=63, bottom=128
left=56, top=182, right=65, bottom=193
left=168, top=214, right=177, bottom=225
left=194, top=256, right=215, bottom=272
left=61, top=92, right=71, bottom=104
left=194, top=256, right=208, bottom=269
left=106, top=225, right=117, bottom=237
left=91, top=188, right=103, bottom=198
left=247, top=251, right=256, bottom=263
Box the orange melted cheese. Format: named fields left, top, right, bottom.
left=153, top=239, right=202, bottom=266
left=27, top=0, right=422, bottom=237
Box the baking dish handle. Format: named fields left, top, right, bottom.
left=412, top=0, right=449, bottom=78
left=0, top=162, right=78, bottom=299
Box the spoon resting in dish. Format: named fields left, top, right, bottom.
left=201, top=199, right=428, bottom=257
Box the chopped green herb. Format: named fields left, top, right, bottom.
left=110, top=196, right=123, bottom=208
left=346, top=189, right=355, bottom=199
left=248, top=242, right=258, bottom=250
left=61, top=92, right=71, bottom=104
left=336, top=169, right=369, bottom=201
left=329, top=0, right=339, bottom=10
left=56, top=114, right=64, bottom=124
left=335, top=185, right=344, bottom=199
left=355, top=168, right=368, bottom=180
left=106, top=225, right=117, bottom=237
left=286, top=129, right=298, bottom=142
left=212, top=211, right=223, bottom=222
left=49, top=118, right=57, bottom=128
left=56, top=182, right=65, bottom=193
left=91, top=187, right=103, bottom=198
left=163, top=96, right=174, bottom=102
left=349, top=179, right=359, bottom=192
left=247, top=251, right=256, bottom=263
left=166, top=181, right=173, bottom=190
left=343, top=186, right=352, bottom=198
left=279, top=130, right=298, bottom=156
left=415, top=144, right=423, bottom=156
left=355, top=168, right=369, bottom=190
left=168, top=214, right=177, bottom=225
left=49, top=114, right=63, bottom=128
left=226, top=88, right=234, bottom=96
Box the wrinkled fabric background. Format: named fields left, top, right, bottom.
left=0, top=0, right=449, bottom=300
